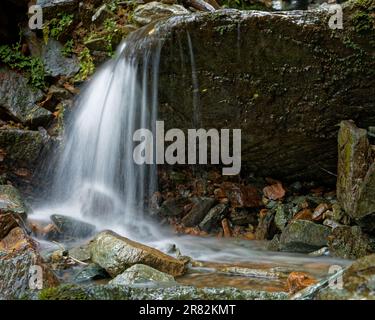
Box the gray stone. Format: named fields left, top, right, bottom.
left=74, top=264, right=109, bottom=283
left=133, top=2, right=190, bottom=26
left=279, top=220, right=331, bottom=253
left=109, top=264, right=176, bottom=286
left=42, top=40, right=80, bottom=78
left=50, top=214, right=96, bottom=241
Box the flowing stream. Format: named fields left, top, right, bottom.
left=31, top=23, right=350, bottom=291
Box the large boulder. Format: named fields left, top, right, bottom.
left=0, top=227, right=59, bottom=299
left=36, top=0, right=80, bottom=20
left=0, top=68, right=52, bottom=127
left=181, top=197, right=215, bottom=227
left=0, top=185, right=27, bottom=239
left=279, top=220, right=331, bottom=253
left=133, top=1, right=375, bottom=183
left=89, top=231, right=187, bottom=277
left=49, top=214, right=96, bottom=241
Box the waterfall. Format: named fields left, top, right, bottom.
left=36, top=32, right=164, bottom=240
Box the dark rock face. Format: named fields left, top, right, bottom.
left=0, top=1, right=29, bottom=43
left=199, top=203, right=228, bottom=231
left=0, top=68, right=52, bottom=127
left=36, top=0, right=80, bottom=20
left=279, top=220, right=331, bottom=253
left=328, top=226, right=375, bottom=259
left=134, top=5, right=375, bottom=183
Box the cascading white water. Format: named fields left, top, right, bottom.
left=35, top=35, right=164, bottom=240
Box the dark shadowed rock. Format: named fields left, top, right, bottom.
left=199, top=203, right=227, bottom=231
left=73, top=263, right=109, bottom=283
left=328, top=226, right=375, bottom=260
left=90, top=230, right=187, bottom=277
left=0, top=68, right=52, bottom=127
left=49, top=214, right=96, bottom=241
left=159, top=196, right=192, bottom=217
left=181, top=197, right=215, bottom=227
left=255, top=209, right=276, bottom=240
left=0, top=227, right=59, bottom=299
left=279, top=220, right=331, bottom=253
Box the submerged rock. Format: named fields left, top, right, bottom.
left=328, top=226, right=375, bottom=260
left=109, top=264, right=176, bottom=287
left=0, top=67, right=52, bottom=127
left=279, top=220, right=331, bottom=253
left=133, top=2, right=190, bottom=26
left=90, top=231, right=187, bottom=277
left=0, top=185, right=27, bottom=239
left=0, top=227, right=59, bottom=299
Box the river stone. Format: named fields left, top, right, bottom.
left=0, top=67, right=52, bottom=126
left=90, top=230, right=187, bottom=277
left=68, top=244, right=91, bottom=262
left=255, top=210, right=276, bottom=240
left=0, top=227, right=59, bottom=299
left=0, top=129, right=47, bottom=168
left=274, top=203, right=294, bottom=231
left=328, top=226, right=375, bottom=260
left=133, top=2, right=190, bottom=26
left=73, top=263, right=109, bottom=283
left=109, top=264, right=176, bottom=286
left=279, top=220, right=331, bottom=253
left=0, top=185, right=27, bottom=239
left=181, top=197, right=215, bottom=227
left=199, top=203, right=227, bottom=232
left=42, top=40, right=80, bottom=78
left=316, top=254, right=375, bottom=300
left=38, top=283, right=288, bottom=300
left=50, top=214, right=96, bottom=241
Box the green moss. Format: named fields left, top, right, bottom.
left=0, top=44, right=45, bottom=89
left=39, top=285, right=89, bottom=300
left=352, top=11, right=374, bottom=33
left=43, top=13, right=74, bottom=42
left=215, top=24, right=237, bottom=35
left=74, top=47, right=95, bottom=82
left=62, top=39, right=74, bottom=57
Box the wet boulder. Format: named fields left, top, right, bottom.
left=0, top=185, right=27, bottom=239
left=0, top=227, right=59, bottom=299
left=109, top=264, right=176, bottom=286
left=73, top=263, right=109, bottom=283
left=328, top=226, right=375, bottom=260
left=90, top=230, right=187, bottom=277
left=133, top=2, right=190, bottom=26
left=279, top=220, right=331, bottom=253
left=36, top=0, right=80, bottom=20
left=0, top=67, right=52, bottom=127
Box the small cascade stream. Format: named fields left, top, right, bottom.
left=31, top=19, right=350, bottom=292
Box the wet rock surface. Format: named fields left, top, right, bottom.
left=49, top=214, right=96, bottom=241
left=90, top=231, right=187, bottom=277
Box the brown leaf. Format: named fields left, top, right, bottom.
left=287, top=272, right=316, bottom=293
